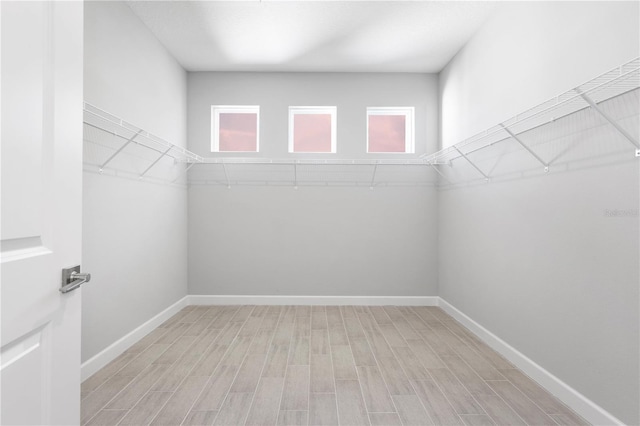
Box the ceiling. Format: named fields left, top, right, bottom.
left=126, top=1, right=499, bottom=73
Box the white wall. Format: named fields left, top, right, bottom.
left=83, top=2, right=187, bottom=146
left=188, top=73, right=439, bottom=297
left=438, top=2, right=639, bottom=424
left=440, top=1, right=640, bottom=148
left=82, top=1, right=188, bottom=362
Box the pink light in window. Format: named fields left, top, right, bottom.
left=293, top=114, right=332, bottom=152
left=368, top=115, right=406, bottom=152
left=219, top=113, right=258, bottom=152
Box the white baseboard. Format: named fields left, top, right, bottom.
left=189, top=295, right=438, bottom=306
left=81, top=296, right=189, bottom=381
left=438, top=298, right=624, bottom=426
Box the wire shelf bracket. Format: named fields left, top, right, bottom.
left=428, top=163, right=454, bottom=186
left=454, top=146, right=490, bottom=182
left=222, top=163, right=231, bottom=189
left=172, top=162, right=196, bottom=184
left=575, top=88, right=640, bottom=156
left=139, top=146, right=173, bottom=179
left=370, top=163, right=378, bottom=190
left=99, top=130, right=143, bottom=173
left=499, top=124, right=549, bottom=172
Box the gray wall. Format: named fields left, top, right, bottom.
left=438, top=2, right=639, bottom=423
left=438, top=154, right=639, bottom=424
left=189, top=185, right=437, bottom=296
left=188, top=73, right=439, bottom=296
left=188, top=72, right=438, bottom=157
left=82, top=1, right=188, bottom=362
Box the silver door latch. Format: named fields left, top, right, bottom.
left=60, top=265, right=92, bottom=294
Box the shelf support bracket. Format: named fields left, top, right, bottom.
left=140, top=146, right=173, bottom=178
left=577, top=89, right=640, bottom=156
left=454, top=146, right=490, bottom=181
left=171, top=162, right=196, bottom=183
left=428, top=162, right=453, bottom=185
left=222, top=162, right=230, bottom=188
left=500, top=124, right=549, bottom=171
left=99, top=130, right=143, bottom=172
left=370, top=163, right=378, bottom=189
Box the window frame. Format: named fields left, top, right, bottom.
left=211, top=105, right=260, bottom=153
left=366, top=107, right=415, bottom=154
left=288, top=106, right=337, bottom=154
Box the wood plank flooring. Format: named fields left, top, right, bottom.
left=82, top=305, right=589, bottom=425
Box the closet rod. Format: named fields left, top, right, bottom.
left=200, top=158, right=435, bottom=166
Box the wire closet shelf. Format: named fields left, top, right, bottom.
left=83, top=57, right=639, bottom=186
left=422, top=57, right=640, bottom=174
left=83, top=103, right=204, bottom=167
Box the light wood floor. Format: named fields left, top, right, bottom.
left=81, top=305, right=589, bottom=425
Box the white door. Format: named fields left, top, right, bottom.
left=1, top=1, right=84, bottom=425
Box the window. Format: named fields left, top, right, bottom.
left=288, top=106, right=337, bottom=153
left=367, top=107, right=414, bottom=153
left=211, top=105, right=259, bottom=152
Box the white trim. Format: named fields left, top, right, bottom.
left=80, top=296, right=189, bottom=381
left=288, top=106, right=337, bottom=153
left=189, top=295, right=438, bottom=306
left=438, top=298, right=624, bottom=426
